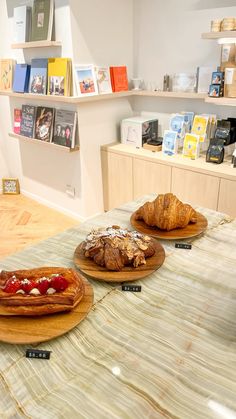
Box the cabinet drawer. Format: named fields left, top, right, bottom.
left=171, top=167, right=219, bottom=210
left=133, top=158, right=171, bottom=199
left=218, top=178, right=236, bottom=217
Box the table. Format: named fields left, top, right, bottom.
left=0, top=194, right=236, bottom=419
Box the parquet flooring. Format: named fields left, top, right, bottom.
left=0, top=194, right=79, bottom=260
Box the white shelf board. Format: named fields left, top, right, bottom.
left=201, top=31, right=236, bottom=39
left=11, top=41, right=62, bottom=49
left=134, top=90, right=207, bottom=99
left=9, top=132, right=80, bottom=152
left=205, top=97, right=236, bottom=106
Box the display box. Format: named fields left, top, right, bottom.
left=224, top=68, right=236, bottom=98
left=121, top=116, right=158, bottom=148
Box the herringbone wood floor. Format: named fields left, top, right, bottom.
left=0, top=194, right=79, bottom=260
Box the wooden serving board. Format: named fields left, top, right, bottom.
left=73, top=239, right=165, bottom=282
left=0, top=276, right=93, bottom=345
left=130, top=211, right=208, bottom=240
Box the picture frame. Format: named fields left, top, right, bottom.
left=95, top=66, right=112, bottom=94
left=209, top=84, right=221, bottom=97
left=2, top=178, right=20, bottom=195
left=74, top=64, right=98, bottom=96
left=211, top=71, right=223, bottom=85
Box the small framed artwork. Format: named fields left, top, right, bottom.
left=74, top=65, right=98, bottom=96
left=2, top=178, right=20, bottom=195
left=209, top=84, right=221, bottom=97
left=95, top=66, right=112, bottom=94
left=211, top=71, right=223, bottom=85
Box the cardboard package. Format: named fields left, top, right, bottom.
left=224, top=68, right=236, bottom=97
left=121, top=116, right=158, bottom=148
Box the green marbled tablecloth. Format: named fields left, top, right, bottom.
left=0, top=194, right=235, bottom=419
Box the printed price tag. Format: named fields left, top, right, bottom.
left=175, top=243, right=192, bottom=250
left=122, top=285, right=141, bottom=292
left=26, top=349, right=51, bottom=360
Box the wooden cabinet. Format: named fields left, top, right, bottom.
left=133, top=158, right=171, bottom=199
left=101, top=150, right=133, bottom=211
left=171, top=167, right=220, bottom=210
left=101, top=144, right=236, bottom=216
left=218, top=179, right=236, bottom=217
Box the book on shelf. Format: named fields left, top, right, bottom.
left=183, top=133, right=200, bottom=159
left=74, top=64, right=98, bottom=96
left=20, top=105, right=37, bottom=138
left=52, top=109, right=77, bottom=148
left=95, top=66, right=112, bottom=94
left=0, top=59, right=15, bottom=91
left=162, top=130, right=178, bottom=156
left=110, top=66, right=128, bottom=92
left=14, top=109, right=22, bottom=134
left=13, top=64, right=31, bottom=93
left=35, top=106, right=55, bottom=142
left=48, top=58, right=72, bottom=96
left=31, top=0, right=54, bottom=42
left=13, top=5, right=32, bottom=43
left=29, top=58, right=48, bottom=94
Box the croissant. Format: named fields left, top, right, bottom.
left=135, top=193, right=197, bottom=231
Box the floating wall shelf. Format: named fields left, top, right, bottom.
left=9, top=132, right=80, bottom=152
left=201, top=31, right=236, bottom=39
left=11, top=40, right=62, bottom=49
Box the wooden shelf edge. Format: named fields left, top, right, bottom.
left=11, top=41, right=62, bottom=49
left=205, top=97, right=236, bottom=106
left=8, top=132, right=80, bottom=152
left=201, top=31, right=236, bottom=39
left=133, top=90, right=207, bottom=99
left=0, top=91, right=133, bottom=103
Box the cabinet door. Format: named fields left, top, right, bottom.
left=171, top=167, right=219, bottom=210
left=218, top=178, right=236, bottom=217
left=101, top=151, right=133, bottom=211
left=133, top=158, right=171, bottom=200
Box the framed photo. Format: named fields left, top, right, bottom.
left=211, top=71, right=223, bottom=85
left=209, top=84, right=221, bottom=97
left=74, top=65, right=98, bottom=96
left=2, top=178, right=20, bottom=195
left=95, top=66, right=112, bottom=94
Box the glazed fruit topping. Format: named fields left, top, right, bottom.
left=2, top=274, right=68, bottom=296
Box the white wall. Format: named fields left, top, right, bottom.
left=0, top=0, right=133, bottom=219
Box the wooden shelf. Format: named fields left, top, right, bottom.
left=11, top=41, right=62, bottom=49
left=201, top=31, right=236, bottom=39
left=205, top=97, right=236, bottom=106
left=9, top=132, right=80, bottom=152
left=134, top=90, right=207, bottom=99
left=0, top=90, right=133, bottom=103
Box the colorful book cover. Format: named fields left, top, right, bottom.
left=29, top=58, right=48, bottom=94
left=13, top=64, right=31, bottom=93
left=191, top=115, right=209, bottom=142
left=95, top=66, right=112, bottom=94
left=14, top=109, right=22, bottom=134
left=162, top=130, right=178, bottom=156
left=48, top=58, right=71, bottom=96
left=110, top=66, right=128, bottom=92
left=183, top=133, right=200, bottom=159
left=0, top=59, right=15, bottom=91
left=35, top=106, right=55, bottom=142
left=20, top=105, right=37, bottom=138
left=31, top=0, right=53, bottom=42
left=52, top=109, right=77, bottom=148
left=74, top=64, right=98, bottom=96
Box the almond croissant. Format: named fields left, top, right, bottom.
left=135, top=193, right=197, bottom=231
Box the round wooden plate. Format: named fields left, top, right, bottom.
left=130, top=211, right=208, bottom=240
left=0, top=276, right=93, bottom=345
left=73, top=239, right=165, bottom=282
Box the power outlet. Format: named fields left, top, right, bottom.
left=66, top=184, right=75, bottom=198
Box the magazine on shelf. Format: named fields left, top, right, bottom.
left=29, top=58, right=48, bottom=94
left=20, top=105, right=37, bottom=138
left=110, top=66, right=128, bottom=92
left=95, top=66, right=112, bottom=94
left=31, top=0, right=54, bottom=42
left=35, top=106, right=55, bottom=142
left=13, top=5, right=31, bottom=43
left=48, top=58, right=72, bottom=96
left=183, top=133, right=200, bottom=159
left=74, top=64, right=98, bottom=96
left=13, top=64, right=31, bottom=93
left=52, top=109, right=77, bottom=148
left=14, top=109, right=22, bottom=134
left=0, top=59, right=15, bottom=91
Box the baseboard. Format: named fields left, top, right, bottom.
left=21, top=189, right=85, bottom=222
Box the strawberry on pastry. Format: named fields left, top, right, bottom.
left=21, top=278, right=37, bottom=294
left=3, top=277, right=22, bottom=293
left=50, top=275, right=68, bottom=292
left=36, top=277, right=50, bottom=295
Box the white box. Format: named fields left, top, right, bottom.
left=121, top=116, right=158, bottom=148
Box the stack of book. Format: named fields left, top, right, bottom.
left=15, top=105, right=77, bottom=148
